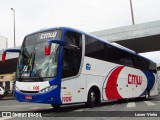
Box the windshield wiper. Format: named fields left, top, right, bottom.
left=31, top=52, right=35, bottom=71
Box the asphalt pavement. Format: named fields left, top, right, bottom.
left=0, top=94, right=160, bottom=120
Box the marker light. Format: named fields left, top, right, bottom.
left=2, top=52, right=6, bottom=63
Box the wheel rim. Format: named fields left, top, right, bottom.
left=146, top=92, right=149, bottom=99
left=145, top=90, right=150, bottom=99
left=91, top=91, right=96, bottom=102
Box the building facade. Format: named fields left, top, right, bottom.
left=0, top=73, right=15, bottom=91
left=0, top=35, right=15, bottom=92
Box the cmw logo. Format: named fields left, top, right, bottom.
left=40, top=32, right=57, bottom=39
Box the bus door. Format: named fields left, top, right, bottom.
left=61, top=31, right=86, bottom=103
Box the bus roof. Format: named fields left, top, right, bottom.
left=25, top=27, right=155, bottom=64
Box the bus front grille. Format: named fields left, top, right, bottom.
left=20, top=90, right=39, bottom=94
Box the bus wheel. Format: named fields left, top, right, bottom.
left=86, top=88, right=100, bottom=108
left=51, top=104, right=61, bottom=111
left=145, top=90, right=150, bottom=99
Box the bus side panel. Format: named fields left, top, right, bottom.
left=117, top=67, right=148, bottom=98
left=82, top=57, right=154, bottom=101
left=102, top=66, right=146, bottom=100
left=86, top=75, right=104, bottom=100
left=81, top=57, right=118, bottom=101
left=61, top=74, right=87, bottom=104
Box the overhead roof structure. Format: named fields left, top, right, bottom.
left=91, top=20, right=160, bottom=53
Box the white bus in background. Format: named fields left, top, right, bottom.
left=2, top=27, right=158, bottom=109
left=157, top=70, right=160, bottom=90
left=0, top=87, right=5, bottom=99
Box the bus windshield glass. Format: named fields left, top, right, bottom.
left=16, top=30, right=62, bottom=81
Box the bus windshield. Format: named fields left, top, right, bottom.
left=16, top=30, right=62, bottom=81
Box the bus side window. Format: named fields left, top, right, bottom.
left=62, top=32, right=82, bottom=78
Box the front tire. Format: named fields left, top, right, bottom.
left=51, top=104, right=61, bottom=111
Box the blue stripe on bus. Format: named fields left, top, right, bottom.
left=142, top=71, right=155, bottom=91
left=49, top=45, right=65, bottom=104
left=139, top=71, right=155, bottom=97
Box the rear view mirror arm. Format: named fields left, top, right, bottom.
left=48, top=40, right=67, bottom=46
left=5, top=49, right=21, bottom=53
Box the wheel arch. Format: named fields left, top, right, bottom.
left=87, top=83, right=101, bottom=101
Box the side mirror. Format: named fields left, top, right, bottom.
left=2, top=52, right=6, bottom=63
left=1, top=49, right=21, bottom=63
left=44, top=40, right=67, bottom=56
left=45, top=44, right=51, bottom=56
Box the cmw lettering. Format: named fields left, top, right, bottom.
left=128, top=74, right=142, bottom=85
left=40, top=32, right=57, bottom=39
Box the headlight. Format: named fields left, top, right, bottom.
left=39, top=85, right=57, bottom=93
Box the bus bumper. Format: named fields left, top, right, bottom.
left=14, top=89, right=62, bottom=104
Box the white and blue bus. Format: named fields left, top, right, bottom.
left=2, top=27, right=158, bottom=108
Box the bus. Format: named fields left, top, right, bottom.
left=2, top=27, right=158, bottom=108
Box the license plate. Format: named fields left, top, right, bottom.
left=25, top=96, right=32, bottom=100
